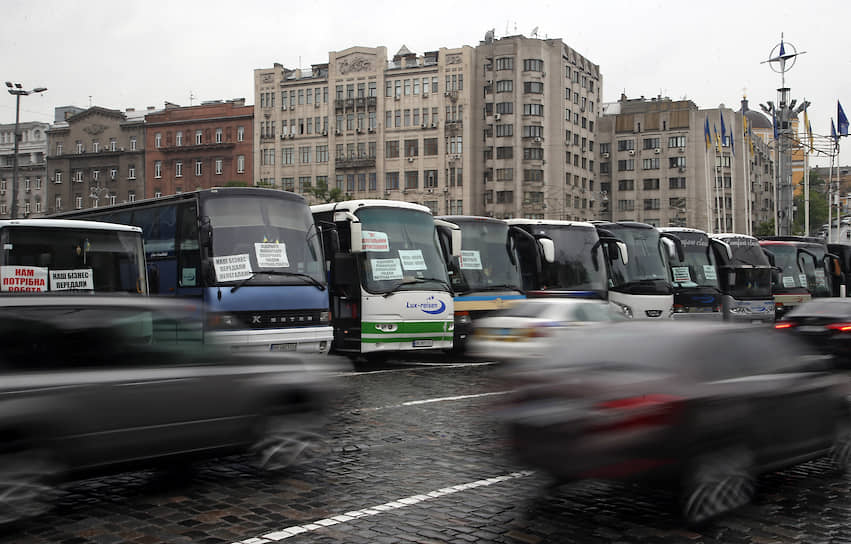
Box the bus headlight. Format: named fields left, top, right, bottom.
left=208, top=313, right=240, bottom=329
left=319, top=311, right=331, bottom=324
left=613, top=302, right=633, bottom=319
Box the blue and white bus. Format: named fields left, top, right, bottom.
left=54, top=187, right=332, bottom=353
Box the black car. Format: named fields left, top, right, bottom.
left=495, top=321, right=851, bottom=525
left=776, top=297, right=851, bottom=366
left=0, top=295, right=345, bottom=524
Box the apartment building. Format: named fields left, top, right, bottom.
left=0, top=121, right=49, bottom=217
left=144, top=99, right=254, bottom=198
left=253, top=34, right=601, bottom=219
left=46, top=106, right=152, bottom=213
left=597, top=95, right=775, bottom=233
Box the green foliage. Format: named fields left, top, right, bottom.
left=753, top=219, right=775, bottom=237
left=308, top=181, right=349, bottom=203
left=793, top=172, right=829, bottom=235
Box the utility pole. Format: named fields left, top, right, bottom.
left=760, top=34, right=808, bottom=236
left=5, top=82, right=47, bottom=220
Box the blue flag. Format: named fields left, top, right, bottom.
left=720, top=112, right=727, bottom=145
left=779, top=39, right=786, bottom=57
left=730, top=124, right=735, bottom=156
left=704, top=116, right=711, bottom=151
left=838, top=101, right=849, bottom=136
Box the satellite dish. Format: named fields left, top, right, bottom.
left=531, top=26, right=539, bottom=37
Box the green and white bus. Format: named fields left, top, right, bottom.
left=312, top=200, right=460, bottom=357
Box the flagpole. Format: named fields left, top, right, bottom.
left=715, top=142, right=722, bottom=232
left=828, top=149, right=834, bottom=242
left=743, top=121, right=752, bottom=235
left=730, top=115, right=737, bottom=233
left=773, top=138, right=779, bottom=236
left=704, top=143, right=713, bottom=232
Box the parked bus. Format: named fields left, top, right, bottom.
left=658, top=227, right=722, bottom=319
left=593, top=221, right=681, bottom=320
left=709, top=233, right=775, bottom=323
left=312, top=200, right=459, bottom=358
left=506, top=219, right=612, bottom=300
left=54, top=187, right=332, bottom=353
left=0, top=219, right=147, bottom=295
left=436, top=216, right=525, bottom=352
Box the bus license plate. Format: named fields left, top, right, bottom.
left=271, top=343, right=298, bottom=352
left=413, top=339, right=433, bottom=348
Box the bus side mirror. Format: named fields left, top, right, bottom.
left=660, top=232, right=685, bottom=262
left=828, top=254, right=842, bottom=277
left=200, top=216, right=213, bottom=249
left=451, top=230, right=462, bottom=258
left=710, top=239, right=733, bottom=263
left=616, top=241, right=629, bottom=264
left=537, top=238, right=555, bottom=264
left=763, top=248, right=776, bottom=267
left=350, top=221, right=363, bottom=253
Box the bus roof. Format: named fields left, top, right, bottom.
left=591, top=220, right=658, bottom=230
left=437, top=215, right=506, bottom=225
left=658, top=227, right=708, bottom=235
left=311, top=199, right=432, bottom=215
left=711, top=233, right=758, bottom=242
left=505, top=218, right=595, bottom=228
left=0, top=218, right=142, bottom=234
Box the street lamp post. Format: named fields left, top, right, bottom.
left=5, top=82, right=47, bottom=220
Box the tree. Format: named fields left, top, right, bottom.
left=753, top=219, right=775, bottom=237
left=792, top=172, right=829, bottom=235
left=308, top=181, right=349, bottom=203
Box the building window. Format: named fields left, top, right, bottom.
left=669, top=156, right=687, bottom=168
left=300, top=146, right=311, bottom=163
left=176, top=160, right=183, bottom=177
left=237, top=155, right=245, bottom=172
left=617, top=140, right=635, bottom=151
left=523, top=59, right=544, bottom=72
left=385, top=172, right=399, bottom=190
left=643, top=198, right=660, bottom=210
left=643, top=137, right=660, bottom=150
left=237, top=126, right=245, bottom=142
left=496, top=168, right=514, bottom=181
left=523, top=81, right=544, bottom=94
left=195, top=130, right=202, bottom=145
left=130, top=136, right=137, bottom=151
left=128, top=166, right=136, bottom=180
left=404, top=139, right=418, bottom=157
left=523, top=147, right=542, bottom=160
left=155, top=133, right=162, bottom=148
left=496, top=124, right=513, bottom=137
left=495, top=80, right=513, bottom=93
left=643, top=178, right=660, bottom=190
left=110, top=168, right=117, bottom=180
left=176, top=131, right=183, bottom=146
left=34, top=176, right=41, bottom=189
left=617, top=199, right=634, bottom=211
left=618, top=179, right=635, bottom=191
left=668, top=135, right=686, bottom=148
left=92, top=141, right=99, bottom=153
left=215, top=158, right=223, bottom=175
left=385, top=140, right=400, bottom=159
left=523, top=103, right=544, bottom=116
left=617, top=159, right=635, bottom=172
left=404, top=171, right=418, bottom=189
left=56, top=142, right=63, bottom=155
left=496, top=190, right=513, bottom=203
left=642, top=158, right=660, bottom=170
left=282, top=147, right=294, bottom=164
left=215, top=128, right=223, bottom=143
left=75, top=196, right=83, bottom=209
left=91, top=170, right=98, bottom=182
left=496, top=57, right=513, bottom=70
left=55, top=196, right=62, bottom=210
left=34, top=201, right=41, bottom=214
left=299, top=177, right=311, bottom=193
left=195, top=160, right=202, bottom=176
left=522, top=125, right=543, bottom=138
left=154, top=161, right=162, bottom=178
left=498, top=146, right=515, bottom=159
left=669, top=177, right=686, bottom=189
left=523, top=170, right=543, bottom=182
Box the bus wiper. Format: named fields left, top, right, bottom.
left=471, top=284, right=523, bottom=292
left=382, top=277, right=451, bottom=297
left=230, top=270, right=326, bottom=293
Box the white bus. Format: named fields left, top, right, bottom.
left=312, top=200, right=460, bottom=358
left=0, top=219, right=147, bottom=295
left=593, top=221, right=681, bottom=320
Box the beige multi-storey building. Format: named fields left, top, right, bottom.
left=0, top=121, right=50, bottom=218
left=597, top=95, right=775, bottom=233
left=253, top=34, right=601, bottom=219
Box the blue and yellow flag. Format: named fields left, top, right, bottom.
left=714, top=124, right=721, bottom=152
left=704, top=116, right=711, bottom=151
left=838, top=101, right=849, bottom=137
left=720, top=112, right=727, bottom=145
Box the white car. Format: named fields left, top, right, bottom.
left=467, top=298, right=623, bottom=362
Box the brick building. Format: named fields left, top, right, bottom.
left=144, top=99, right=253, bottom=198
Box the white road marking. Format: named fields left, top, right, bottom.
left=332, top=361, right=498, bottom=377
left=231, top=470, right=534, bottom=543
left=358, top=390, right=514, bottom=412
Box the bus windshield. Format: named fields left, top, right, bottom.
left=605, top=225, right=671, bottom=294
left=0, top=226, right=146, bottom=294
left=356, top=207, right=449, bottom=294
left=535, top=225, right=606, bottom=292
left=670, top=232, right=719, bottom=289
left=766, top=244, right=809, bottom=291
left=203, top=195, right=324, bottom=286
left=449, top=220, right=521, bottom=294
left=726, top=237, right=771, bottom=266
left=728, top=268, right=773, bottom=298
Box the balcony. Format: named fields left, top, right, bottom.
left=444, top=120, right=462, bottom=133
left=335, top=157, right=376, bottom=169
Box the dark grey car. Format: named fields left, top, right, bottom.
left=0, top=295, right=344, bottom=523
left=495, top=321, right=851, bottom=525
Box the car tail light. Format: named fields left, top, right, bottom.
left=825, top=322, right=851, bottom=332
left=774, top=322, right=796, bottom=329
left=672, top=304, right=686, bottom=313
left=592, top=394, right=683, bottom=432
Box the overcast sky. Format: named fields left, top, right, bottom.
left=2, top=0, right=849, bottom=167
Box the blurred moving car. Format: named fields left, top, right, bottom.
left=495, top=321, right=851, bottom=525
left=467, top=298, right=622, bottom=361
left=775, top=298, right=851, bottom=366
left=0, top=295, right=345, bottom=524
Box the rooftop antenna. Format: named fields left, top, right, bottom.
left=189, top=91, right=195, bottom=106
left=88, top=95, right=92, bottom=107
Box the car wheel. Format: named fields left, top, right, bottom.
left=0, top=449, right=60, bottom=525
left=829, top=417, right=851, bottom=472
left=251, top=414, right=328, bottom=472
left=680, top=447, right=755, bottom=526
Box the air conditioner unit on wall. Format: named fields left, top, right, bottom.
left=407, top=157, right=415, bottom=162
left=628, top=150, right=635, bottom=156
left=654, top=148, right=661, bottom=154
left=494, top=114, right=501, bottom=121
left=534, top=137, right=542, bottom=143
left=602, top=152, right=609, bottom=158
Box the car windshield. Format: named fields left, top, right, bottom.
left=203, top=194, right=323, bottom=286
left=0, top=226, right=147, bottom=294
left=669, top=231, right=719, bottom=289
left=356, top=207, right=449, bottom=294
left=788, top=299, right=851, bottom=317
left=605, top=225, right=670, bottom=293
left=447, top=220, right=521, bottom=293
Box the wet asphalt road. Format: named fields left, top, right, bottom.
left=2, top=356, right=851, bottom=544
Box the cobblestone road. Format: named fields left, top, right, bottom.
left=3, top=360, right=851, bottom=543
